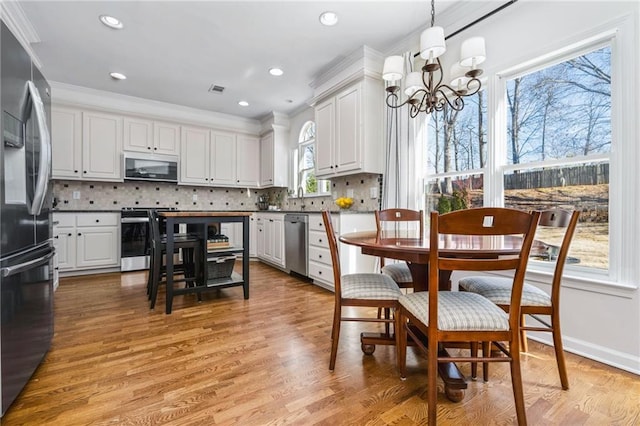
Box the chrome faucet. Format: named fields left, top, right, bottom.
left=297, top=186, right=306, bottom=210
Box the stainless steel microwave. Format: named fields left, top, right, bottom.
left=123, top=152, right=179, bottom=183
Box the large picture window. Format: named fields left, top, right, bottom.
left=424, top=42, right=612, bottom=274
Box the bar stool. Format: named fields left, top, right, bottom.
left=147, top=209, right=204, bottom=309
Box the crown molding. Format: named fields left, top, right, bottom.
left=51, top=81, right=262, bottom=134
left=1, top=1, right=43, bottom=69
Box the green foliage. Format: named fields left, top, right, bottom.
left=437, top=195, right=452, bottom=214
left=305, top=174, right=317, bottom=194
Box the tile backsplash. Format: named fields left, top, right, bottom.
left=53, top=173, right=382, bottom=212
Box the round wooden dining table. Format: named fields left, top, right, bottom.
left=339, top=229, right=530, bottom=402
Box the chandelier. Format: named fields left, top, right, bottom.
left=382, top=0, right=486, bottom=117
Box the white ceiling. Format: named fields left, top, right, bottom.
left=17, top=1, right=473, bottom=121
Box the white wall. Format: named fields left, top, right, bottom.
left=393, top=1, right=640, bottom=374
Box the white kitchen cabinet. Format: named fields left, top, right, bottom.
left=180, top=125, right=211, bottom=185
left=260, top=124, right=289, bottom=188
left=123, top=117, right=180, bottom=156
left=307, top=212, right=377, bottom=291
left=315, top=78, right=384, bottom=178
left=51, top=106, right=83, bottom=179
left=181, top=128, right=260, bottom=188
left=123, top=117, right=153, bottom=153
left=153, top=121, right=180, bottom=155
left=82, top=111, right=123, bottom=181
left=211, top=132, right=260, bottom=187
left=210, top=131, right=236, bottom=186
left=53, top=212, right=120, bottom=273
left=249, top=214, right=257, bottom=257
left=236, top=135, right=260, bottom=187
left=256, top=213, right=285, bottom=268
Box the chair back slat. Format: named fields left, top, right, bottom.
left=148, top=209, right=161, bottom=245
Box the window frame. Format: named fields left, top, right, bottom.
left=294, top=121, right=330, bottom=197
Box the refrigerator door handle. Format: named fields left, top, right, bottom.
left=23, top=80, right=52, bottom=216
left=0, top=249, right=54, bottom=278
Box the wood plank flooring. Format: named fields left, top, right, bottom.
left=3, top=262, right=639, bottom=425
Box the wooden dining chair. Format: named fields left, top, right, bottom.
left=459, top=209, right=580, bottom=389
left=396, top=208, right=540, bottom=426
left=375, top=209, right=424, bottom=289
left=322, top=210, right=403, bottom=371
left=147, top=209, right=203, bottom=310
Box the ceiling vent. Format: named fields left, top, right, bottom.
left=208, top=84, right=225, bottom=94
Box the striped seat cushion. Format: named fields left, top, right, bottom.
left=399, top=291, right=510, bottom=331
left=381, top=263, right=413, bottom=283
left=459, top=276, right=551, bottom=307
left=342, top=273, right=402, bottom=300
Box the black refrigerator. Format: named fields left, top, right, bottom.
left=0, top=21, right=54, bottom=416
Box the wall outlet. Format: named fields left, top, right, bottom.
left=369, top=186, right=379, bottom=199
left=192, top=194, right=198, bottom=202
left=332, top=191, right=338, bottom=199
left=346, top=189, right=354, bottom=198
left=72, top=191, right=81, bottom=200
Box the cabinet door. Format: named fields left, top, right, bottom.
left=315, top=98, right=335, bottom=176
left=123, top=117, right=153, bottom=152
left=264, top=218, right=275, bottom=261
left=180, top=126, right=210, bottom=185
left=82, top=111, right=123, bottom=180
left=154, top=121, right=180, bottom=155
left=259, top=132, right=274, bottom=187
left=76, top=226, right=119, bottom=268
left=53, top=228, right=76, bottom=271
left=256, top=219, right=265, bottom=259
left=210, top=131, right=237, bottom=186
left=51, top=106, right=82, bottom=179
left=236, top=135, right=260, bottom=187
left=335, top=84, right=361, bottom=172
left=272, top=217, right=285, bottom=267
left=249, top=215, right=257, bottom=257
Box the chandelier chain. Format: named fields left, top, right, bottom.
left=430, top=0, right=435, bottom=27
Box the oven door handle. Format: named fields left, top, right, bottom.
left=121, top=217, right=150, bottom=224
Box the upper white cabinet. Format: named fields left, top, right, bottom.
left=210, top=131, right=237, bottom=186
left=51, top=106, right=83, bottom=179
left=53, top=107, right=123, bottom=182
left=153, top=121, right=180, bottom=155
left=260, top=124, right=288, bottom=188
left=315, top=78, right=383, bottom=178
left=180, top=125, right=211, bottom=185
left=180, top=128, right=260, bottom=188
left=82, top=111, right=123, bottom=181
left=236, top=134, right=260, bottom=187
left=123, top=117, right=180, bottom=156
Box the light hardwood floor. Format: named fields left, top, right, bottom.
left=4, top=262, right=639, bottom=425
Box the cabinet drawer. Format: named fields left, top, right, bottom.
left=309, top=230, right=329, bottom=248
left=53, top=213, right=76, bottom=228
left=308, top=261, right=334, bottom=283
left=308, top=214, right=339, bottom=233
left=76, top=213, right=119, bottom=227
left=309, top=245, right=331, bottom=266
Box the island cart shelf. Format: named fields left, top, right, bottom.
left=158, top=211, right=251, bottom=314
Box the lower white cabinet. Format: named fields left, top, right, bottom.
left=255, top=212, right=285, bottom=268
left=307, top=212, right=377, bottom=291
left=53, top=212, right=120, bottom=273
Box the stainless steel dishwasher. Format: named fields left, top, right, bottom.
left=285, top=213, right=308, bottom=276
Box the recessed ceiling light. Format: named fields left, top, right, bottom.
left=238, top=101, right=249, bottom=107
left=319, top=11, right=338, bottom=26
left=110, top=72, right=127, bottom=80
left=99, top=15, right=123, bottom=29
left=269, top=67, right=284, bottom=77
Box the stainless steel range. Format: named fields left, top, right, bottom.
left=120, top=207, right=180, bottom=272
